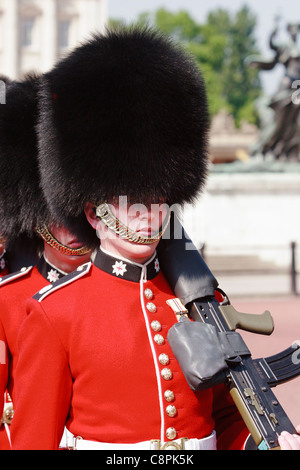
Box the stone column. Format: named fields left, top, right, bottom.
left=77, top=0, right=108, bottom=40
left=42, top=0, right=57, bottom=71
left=5, top=0, right=18, bottom=78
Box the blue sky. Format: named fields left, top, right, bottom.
left=108, top=0, right=300, bottom=95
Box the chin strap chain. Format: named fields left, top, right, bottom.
left=36, top=225, right=91, bottom=256
left=95, top=203, right=171, bottom=245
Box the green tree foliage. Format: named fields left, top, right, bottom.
left=110, top=5, right=262, bottom=125
left=218, top=6, right=261, bottom=125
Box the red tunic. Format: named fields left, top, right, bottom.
left=11, top=249, right=249, bottom=450
left=0, top=258, right=66, bottom=449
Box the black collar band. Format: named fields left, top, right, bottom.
left=37, top=255, right=67, bottom=283
left=93, top=248, right=160, bottom=282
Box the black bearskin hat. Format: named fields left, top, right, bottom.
left=0, top=73, right=47, bottom=248
left=38, top=26, right=210, bottom=229
left=0, top=74, right=97, bottom=250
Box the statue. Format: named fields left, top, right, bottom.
left=247, top=21, right=300, bottom=161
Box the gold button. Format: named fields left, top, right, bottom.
left=146, top=302, right=157, bottom=313
left=151, top=320, right=161, bottom=332
left=164, top=390, right=175, bottom=402
left=161, top=368, right=173, bottom=380
left=159, top=353, right=170, bottom=365
left=166, top=405, right=177, bottom=417
left=144, top=288, right=153, bottom=300
left=166, top=427, right=177, bottom=440
left=154, top=334, right=165, bottom=345
left=2, top=405, right=14, bottom=425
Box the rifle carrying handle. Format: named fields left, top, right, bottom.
left=219, top=305, right=274, bottom=335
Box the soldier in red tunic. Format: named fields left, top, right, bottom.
left=11, top=27, right=300, bottom=450
left=0, top=76, right=96, bottom=449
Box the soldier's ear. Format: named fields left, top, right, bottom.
left=84, top=202, right=99, bottom=230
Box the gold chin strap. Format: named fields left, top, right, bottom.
left=96, top=203, right=170, bottom=245
left=36, top=225, right=91, bottom=256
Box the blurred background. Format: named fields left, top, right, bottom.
left=0, top=0, right=299, bottom=424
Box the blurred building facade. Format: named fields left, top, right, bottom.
left=0, top=0, right=108, bottom=79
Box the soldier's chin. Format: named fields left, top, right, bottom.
left=116, top=237, right=159, bottom=263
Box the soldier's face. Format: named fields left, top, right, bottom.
left=88, top=199, right=169, bottom=264
left=43, top=225, right=92, bottom=273
left=115, top=199, right=168, bottom=240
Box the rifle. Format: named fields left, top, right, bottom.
left=158, top=217, right=300, bottom=450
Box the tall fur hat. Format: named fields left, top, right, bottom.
left=38, top=26, right=210, bottom=228
left=0, top=73, right=48, bottom=248
left=0, top=74, right=97, bottom=249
